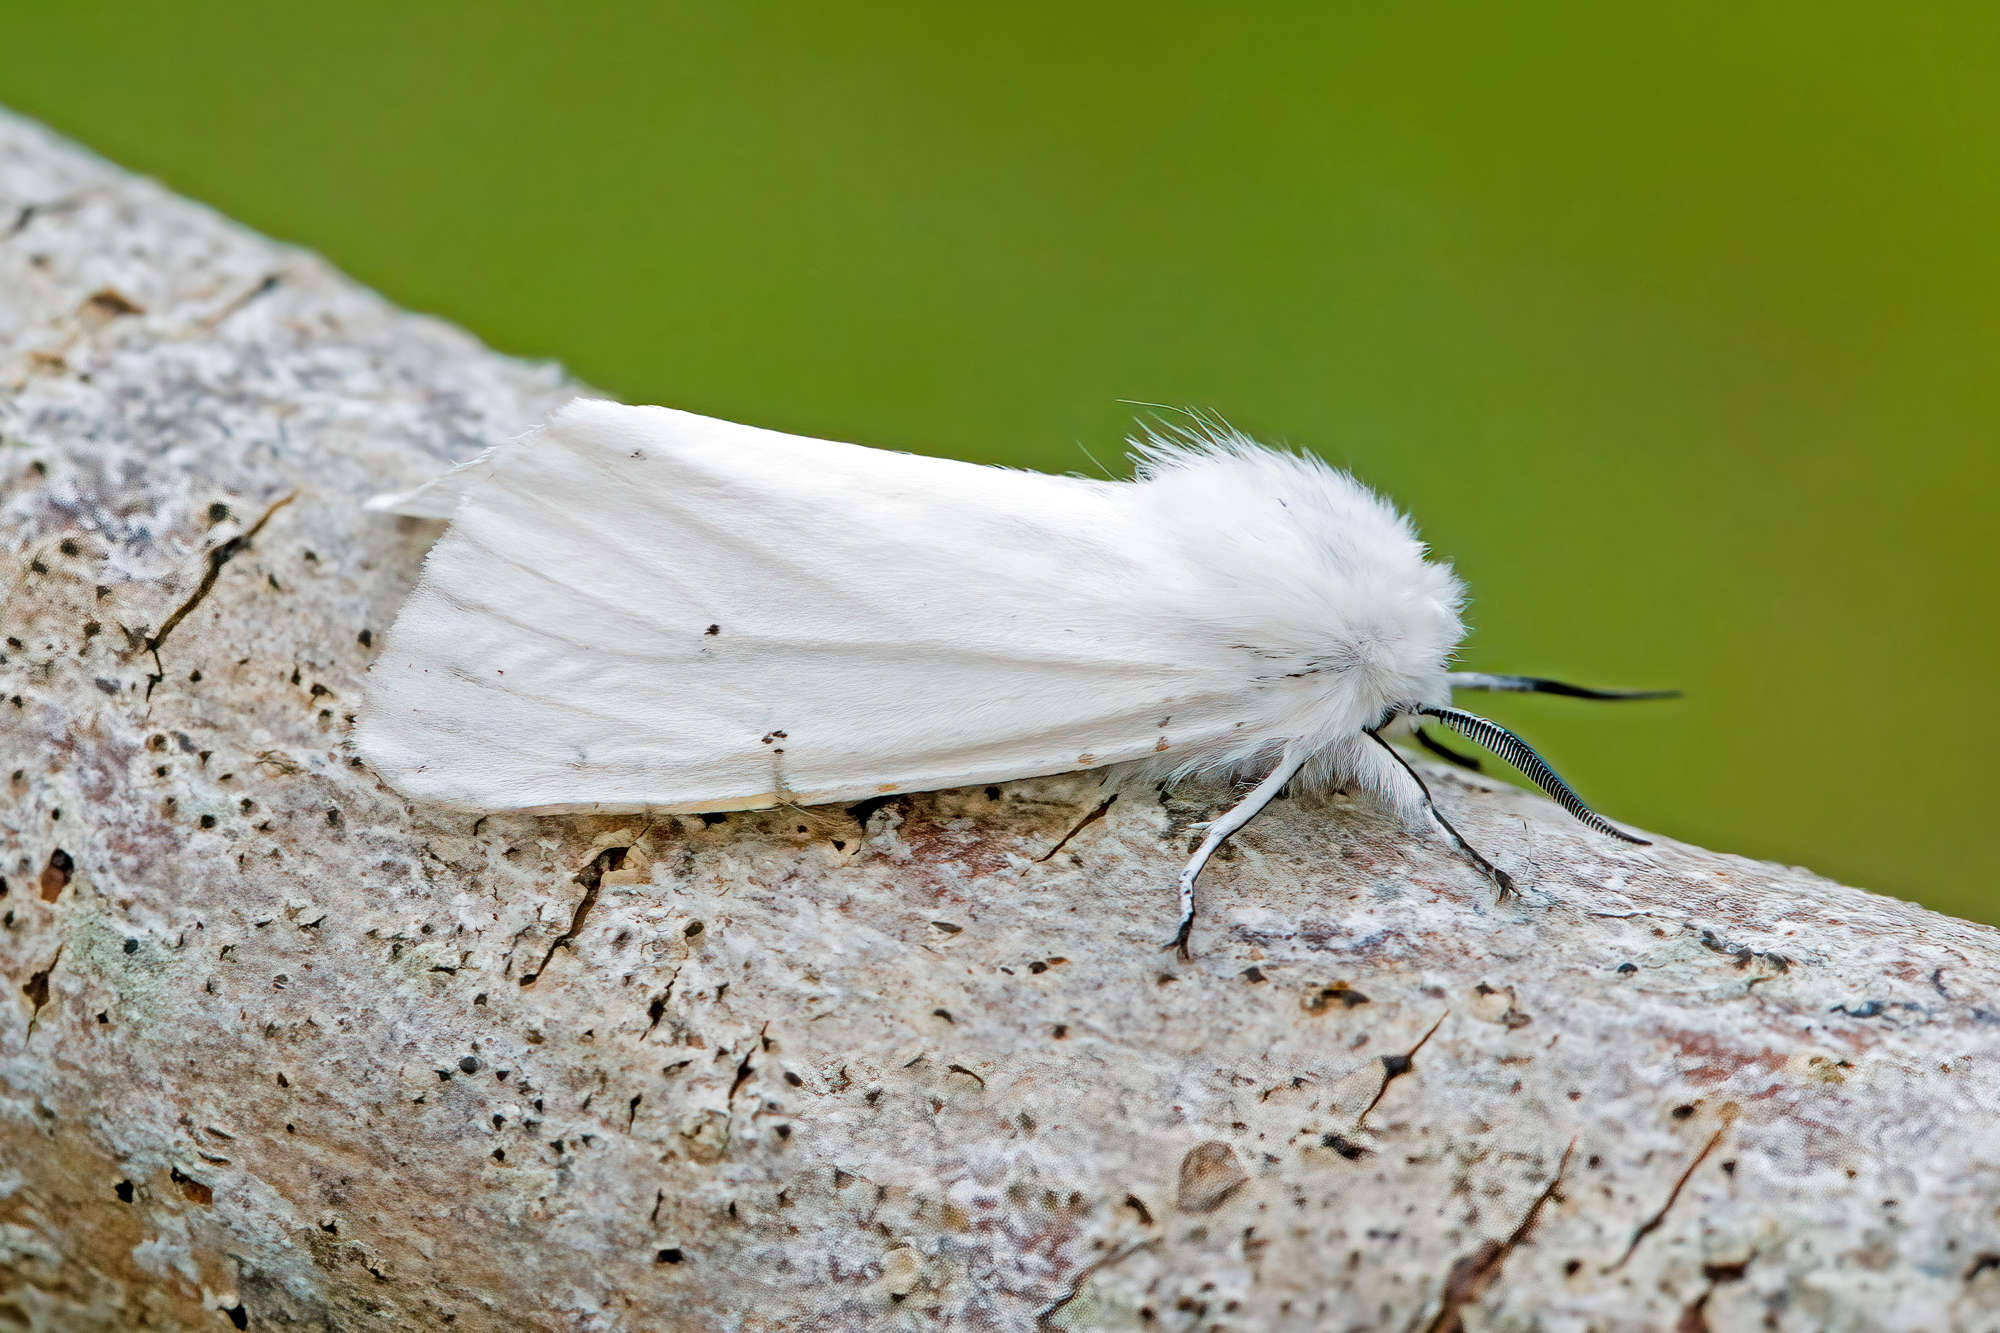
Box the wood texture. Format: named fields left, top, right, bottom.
left=4, top=109, right=1999, bottom=1332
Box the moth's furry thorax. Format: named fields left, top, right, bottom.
left=1124, top=422, right=1464, bottom=801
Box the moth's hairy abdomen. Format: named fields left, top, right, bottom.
left=357, top=400, right=1462, bottom=820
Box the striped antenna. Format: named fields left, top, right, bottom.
left=1417, top=705, right=1648, bottom=844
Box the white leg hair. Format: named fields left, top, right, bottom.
left=1168, top=741, right=1310, bottom=958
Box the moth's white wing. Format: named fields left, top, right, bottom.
left=356, top=400, right=1263, bottom=812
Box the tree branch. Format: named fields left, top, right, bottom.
left=4, top=107, right=1998, bottom=1332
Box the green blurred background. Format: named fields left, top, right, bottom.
left=6, top=4, right=1995, bottom=920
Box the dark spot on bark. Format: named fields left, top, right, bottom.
left=208, top=502, right=231, bottom=523
left=683, top=920, right=703, bottom=938
left=79, top=286, right=143, bottom=318
left=704, top=625, right=719, bottom=636
left=1359, top=1013, right=1447, bottom=1127
left=1616, top=962, right=1637, bottom=974
left=1177, top=1141, right=1248, bottom=1213
left=698, top=812, right=727, bottom=826
left=1321, top=1132, right=1368, bottom=1160
left=1671, top=1103, right=1696, bottom=1120
left=1240, top=966, right=1266, bottom=983
left=114, top=1179, right=134, bottom=1203
left=933, top=1009, right=953, bottom=1024
left=357, top=628, right=373, bottom=647
left=1051, top=1024, right=1068, bottom=1039
left=1302, top=983, right=1369, bottom=1013
left=10, top=947, right=50, bottom=1020
left=1123, top=1193, right=1155, bottom=1225
left=657, top=1247, right=685, bottom=1264
left=199, top=814, right=216, bottom=829
left=223, top=1304, right=248, bottom=1330
left=845, top=794, right=899, bottom=827
left=170, top=1167, right=213, bottom=1205
left=40, top=849, right=72, bottom=900
left=459, top=1056, right=480, bottom=1074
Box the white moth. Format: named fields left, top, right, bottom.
left=358, top=399, right=1669, bottom=954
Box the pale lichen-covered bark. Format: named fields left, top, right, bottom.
left=3, top=108, right=1999, bottom=1332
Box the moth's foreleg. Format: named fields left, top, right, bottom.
left=1364, top=730, right=1517, bottom=900
left=1167, top=742, right=1310, bottom=960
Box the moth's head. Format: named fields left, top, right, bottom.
left=1337, top=558, right=1465, bottom=723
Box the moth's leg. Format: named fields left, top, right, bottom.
left=1167, top=743, right=1310, bottom=959
left=1413, top=727, right=1483, bottom=772
left=1363, top=730, right=1516, bottom=900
